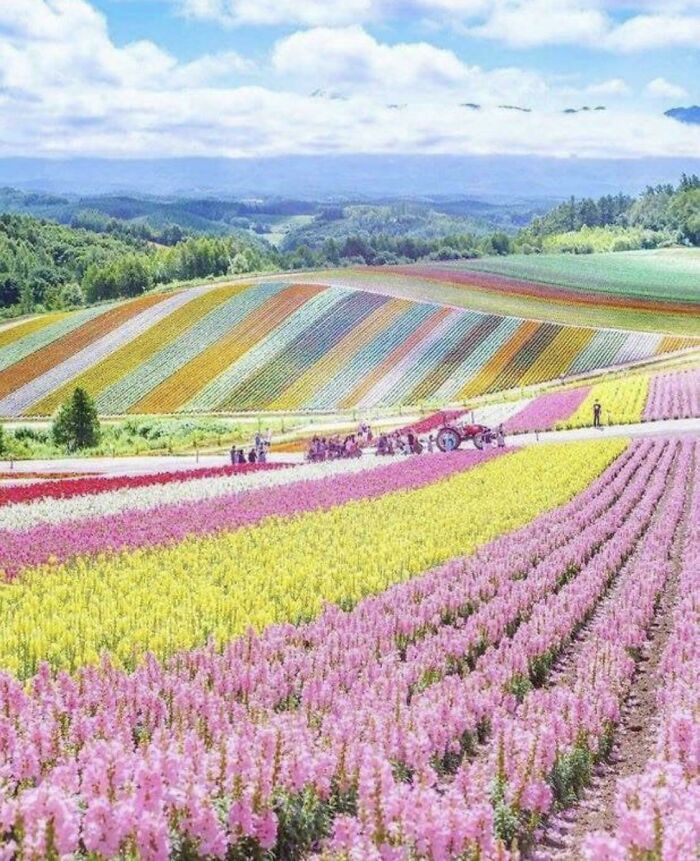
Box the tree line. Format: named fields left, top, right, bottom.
left=0, top=216, right=277, bottom=317
left=1, top=174, right=697, bottom=317
left=519, top=174, right=700, bottom=250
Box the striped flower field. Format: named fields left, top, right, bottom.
left=0, top=278, right=695, bottom=417
left=0, top=434, right=696, bottom=860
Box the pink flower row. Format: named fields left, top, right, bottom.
left=504, top=386, right=590, bottom=434
left=0, top=461, right=283, bottom=507
left=0, top=448, right=502, bottom=577
left=643, top=366, right=700, bottom=422
left=583, top=446, right=700, bottom=861
left=0, top=440, right=671, bottom=860
left=322, top=438, right=689, bottom=859
left=397, top=409, right=467, bottom=435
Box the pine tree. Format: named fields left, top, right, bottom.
left=52, top=387, right=101, bottom=451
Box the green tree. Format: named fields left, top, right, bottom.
left=668, top=189, right=700, bottom=245
left=58, top=282, right=84, bottom=309
left=52, top=388, right=101, bottom=451
left=0, top=422, right=5, bottom=456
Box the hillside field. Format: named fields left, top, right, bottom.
left=0, top=269, right=696, bottom=417
left=321, top=248, right=700, bottom=336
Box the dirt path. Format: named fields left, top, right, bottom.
left=527, top=444, right=693, bottom=860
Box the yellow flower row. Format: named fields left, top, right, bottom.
left=28, top=285, right=245, bottom=417
left=0, top=439, right=625, bottom=678
left=557, top=375, right=650, bottom=429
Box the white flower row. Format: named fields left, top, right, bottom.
left=95, top=284, right=281, bottom=414
left=183, top=286, right=350, bottom=412
left=0, top=290, right=209, bottom=418
left=0, top=305, right=109, bottom=373
left=375, top=311, right=483, bottom=407
left=0, top=454, right=403, bottom=532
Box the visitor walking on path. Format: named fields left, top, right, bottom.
left=496, top=424, right=506, bottom=448
left=593, top=400, right=602, bottom=428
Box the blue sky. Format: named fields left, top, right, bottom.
left=0, top=0, right=698, bottom=159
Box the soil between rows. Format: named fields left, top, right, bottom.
left=526, top=445, right=693, bottom=860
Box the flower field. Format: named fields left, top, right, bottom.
left=486, top=364, right=697, bottom=434
left=0, top=432, right=695, bottom=860
left=0, top=279, right=695, bottom=417
left=644, top=366, right=700, bottom=422
left=312, top=250, right=700, bottom=337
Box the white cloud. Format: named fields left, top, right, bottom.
left=272, top=27, right=469, bottom=90
left=177, top=0, right=376, bottom=26
left=172, top=0, right=700, bottom=56
left=585, top=78, right=631, bottom=96
left=440, top=0, right=700, bottom=51
left=645, top=77, right=689, bottom=99
left=0, top=0, right=254, bottom=95
left=271, top=26, right=547, bottom=103
left=603, top=13, right=700, bottom=50
left=469, top=1, right=608, bottom=48
left=1, top=1, right=699, bottom=161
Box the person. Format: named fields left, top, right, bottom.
left=345, top=434, right=357, bottom=456
left=237, top=448, right=246, bottom=465
left=230, top=445, right=236, bottom=465
left=496, top=424, right=506, bottom=448
left=258, top=445, right=267, bottom=464
left=593, top=400, right=602, bottom=428
left=427, top=434, right=434, bottom=453
left=248, top=447, right=257, bottom=463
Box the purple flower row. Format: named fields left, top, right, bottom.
left=643, top=366, right=700, bottom=422
left=322, top=438, right=688, bottom=859
left=0, top=447, right=501, bottom=577
left=583, top=442, right=700, bottom=861
left=0, top=441, right=673, bottom=860
left=505, top=386, right=590, bottom=434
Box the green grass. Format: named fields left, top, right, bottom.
left=445, top=248, right=700, bottom=305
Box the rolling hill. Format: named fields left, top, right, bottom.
left=315, top=249, right=700, bottom=337
left=0, top=275, right=696, bottom=418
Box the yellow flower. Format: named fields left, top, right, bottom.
left=0, top=439, right=624, bottom=678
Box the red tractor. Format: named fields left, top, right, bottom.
left=436, top=422, right=495, bottom=452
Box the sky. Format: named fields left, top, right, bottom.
left=0, top=0, right=698, bottom=160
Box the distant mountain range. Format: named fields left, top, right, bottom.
left=0, top=155, right=698, bottom=201
left=665, top=106, right=700, bottom=125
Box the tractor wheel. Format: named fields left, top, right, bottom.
left=473, top=433, right=484, bottom=450
left=437, top=427, right=461, bottom=452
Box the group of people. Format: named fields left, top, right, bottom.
left=376, top=429, right=425, bottom=455
left=230, top=430, right=272, bottom=465
left=307, top=433, right=363, bottom=462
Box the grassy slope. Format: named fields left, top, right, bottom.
left=441, top=248, right=700, bottom=304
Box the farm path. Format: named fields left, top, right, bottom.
left=1, top=416, right=698, bottom=479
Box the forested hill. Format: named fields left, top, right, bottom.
left=1, top=173, right=697, bottom=319
left=0, top=214, right=276, bottom=318
left=0, top=214, right=144, bottom=312
left=519, top=173, right=700, bottom=250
